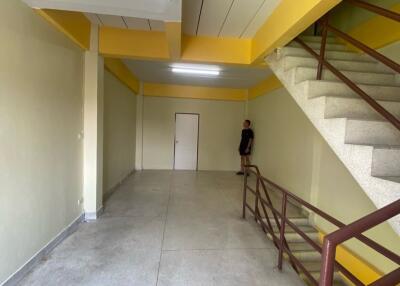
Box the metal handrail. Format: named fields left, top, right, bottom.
left=298, top=0, right=400, bottom=132
left=242, top=165, right=400, bottom=286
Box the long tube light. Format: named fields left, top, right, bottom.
left=171, top=67, right=220, bottom=76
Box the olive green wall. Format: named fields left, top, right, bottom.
left=248, top=88, right=400, bottom=274
left=103, top=70, right=136, bottom=194
left=142, top=96, right=245, bottom=171
left=0, top=1, right=84, bottom=283
left=330, top=0, right=397, bottom=32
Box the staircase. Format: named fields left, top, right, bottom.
left=266, top=35, right=400, bottom=233
left=264, top=216, right=347, bottom=286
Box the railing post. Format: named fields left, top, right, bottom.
left=278, top=193, right=288, bottom=270
left=254, top=176, right=260, bottom=222
left=317, top=14, right=329, bottom=80
left=242, top=166, right=248, bottom=219
left=319, top=238, right=337, bottom=286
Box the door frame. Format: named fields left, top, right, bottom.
left=173, top=112, right=200, bottom=171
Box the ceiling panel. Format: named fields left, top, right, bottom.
left=241, top=0, right=281, bottom=38
left=98, top=14, right=127, bottom=28
left=197, top=0, right=234, bottom=37
left=149, top=20, right=165, bottom=31
left=124, top=17, right=150, bottom=30
left=182, top=0, right=203, bottom=35
left=84, top=13, right=102, bottom=25
left=219, top=0, right=264, bottom=38
left=124, top=59, right=271, bottom=89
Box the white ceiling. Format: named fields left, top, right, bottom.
left=124, top=59, right=271, bottom=89
left=23, top=0, right=182, bottom=21
left=85, top=13, right=165, bottom=31
left=183, top=0, right=282, bottom=38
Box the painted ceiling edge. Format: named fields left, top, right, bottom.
left=344, top=3, right=400, bottom=51
left=248, top=74, right=283, bottom=100
left=250, top=0, right=342, bottom=63
left=35, top=9, right=91, bottom=50
left=143, top=82, right=248, bottom=102
left=104, top=58, right=140, bottom=94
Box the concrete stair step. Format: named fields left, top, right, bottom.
left=323, top=96, right=400, bottom=121
left=304, top=80, right=400, bottom=102
left=345, top=119, right=400, bottom=147
left=292, top=250, right=321, bottom=262
left=282, top=55, right=393, bottom=74
left=372, top=147, right=400, bottom=177
left=268, top=217, right=310, bottom=227
left=375, top=176, right=400, bottom=183
left=280, top=46, right=375, bottom=63
left=298, top=35, right=338, bottom=44
left=302, top=271, right=343, bottom=283
left=289, top=41, right=347, bottom=51
left=287, top=241, right=319, bottom=252
left=292, top=66, right=398, bottom=86
left=275, top=232, right=319, bottom=243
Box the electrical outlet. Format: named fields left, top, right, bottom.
left=78, top=198, right=84, bottom=205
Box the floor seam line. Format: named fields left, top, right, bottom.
left=155, top=177, right=173, bottom=286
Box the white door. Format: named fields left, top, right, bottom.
left=174, top=113, right=199, bottom=170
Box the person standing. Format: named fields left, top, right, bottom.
left=237, top=120, right=254, bottom=175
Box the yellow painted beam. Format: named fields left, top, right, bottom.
left=165, top=22, right=182, bottom=60
left=318, top=233, right=383, bottom=285
left=248, top=74, right=282, bottom=100
left=104, top=58, right=140, bottom=94
left=36, top=9, right=91, bottom=50
left=143, top=83, right=248, bottom=101
left=251, top=0, right=341, bottom=63
left=99, top=27, right=170, bottom=60
left=346, top=4, right=400, bottom=51
left=182, top=35, right=251, bottom=65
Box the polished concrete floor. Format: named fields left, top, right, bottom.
left=19, top=171, right=304, bottom=286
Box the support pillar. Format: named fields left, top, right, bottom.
left=83, top=24, right=104, bottom=220
left=135, top=82, right=144, bottom=170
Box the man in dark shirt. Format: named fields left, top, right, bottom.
left=237, top=120, right=254, bottom=175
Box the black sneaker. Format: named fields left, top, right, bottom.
left=236, top=171, right=244, bottom=175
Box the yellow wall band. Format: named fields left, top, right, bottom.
left=99, top=27, right=170, bottom=60
left=248, top=75, right=283, bottom=100
left=345, top=4, right=400, bottom=51
left=251, top=0, right=341, bottom=63
left=181, top=35, right=251, bottom=65
left=104, top=58, right=140, bottom=94
left=318, top=232, right=383, bottom=285
left=143, top=83, right=248, bottom=101
left=36, top=9, right=91, bottom=50
left=165, top=22, right=182, bottom=60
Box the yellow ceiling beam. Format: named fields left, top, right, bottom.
left=104, top=58, right=140, bottom=94
left=165, top=22, right=182, bottom=60
left=99, top=27, right=170, bottom=60
left=251, top=0, right=341, bottom=63
left=181, top=35, right=251, bottom=65
left=35, top=9, right=91, bottom=50
left=143, top=83, right=248, bottom=101
left=248, top=74, right=282, bottom=100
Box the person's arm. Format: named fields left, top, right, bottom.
left=245, top=138, right=253, bottom=152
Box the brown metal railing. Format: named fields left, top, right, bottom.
left=242, top=165, right=400, bottom=286
left=295, top=0, right=400, bottom=131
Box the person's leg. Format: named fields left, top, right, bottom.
left=245, top=155, right=251, bottom=167
left=237, top=156, right=245, bottom=175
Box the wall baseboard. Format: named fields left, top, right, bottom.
left=1, top=213, right=84, bottom=286
left=84, top=206, right=104, bottom=221
left=103, top=169, right=135, bottom=202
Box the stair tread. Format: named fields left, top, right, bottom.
left=283, top=55, right=393, bottom=74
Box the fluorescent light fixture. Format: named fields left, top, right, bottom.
left=172, top=67, right=220, bottom=76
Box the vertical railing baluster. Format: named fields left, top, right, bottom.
left=317, top=14, right=329, bottom=80
left=254, top=175, right=260, bottom=222
left=278, top=193, right=288, bottom=270
left=242, top=167, right=248, bottom=219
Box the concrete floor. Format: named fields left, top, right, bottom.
left=19, top=171, right=304, bottom=286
